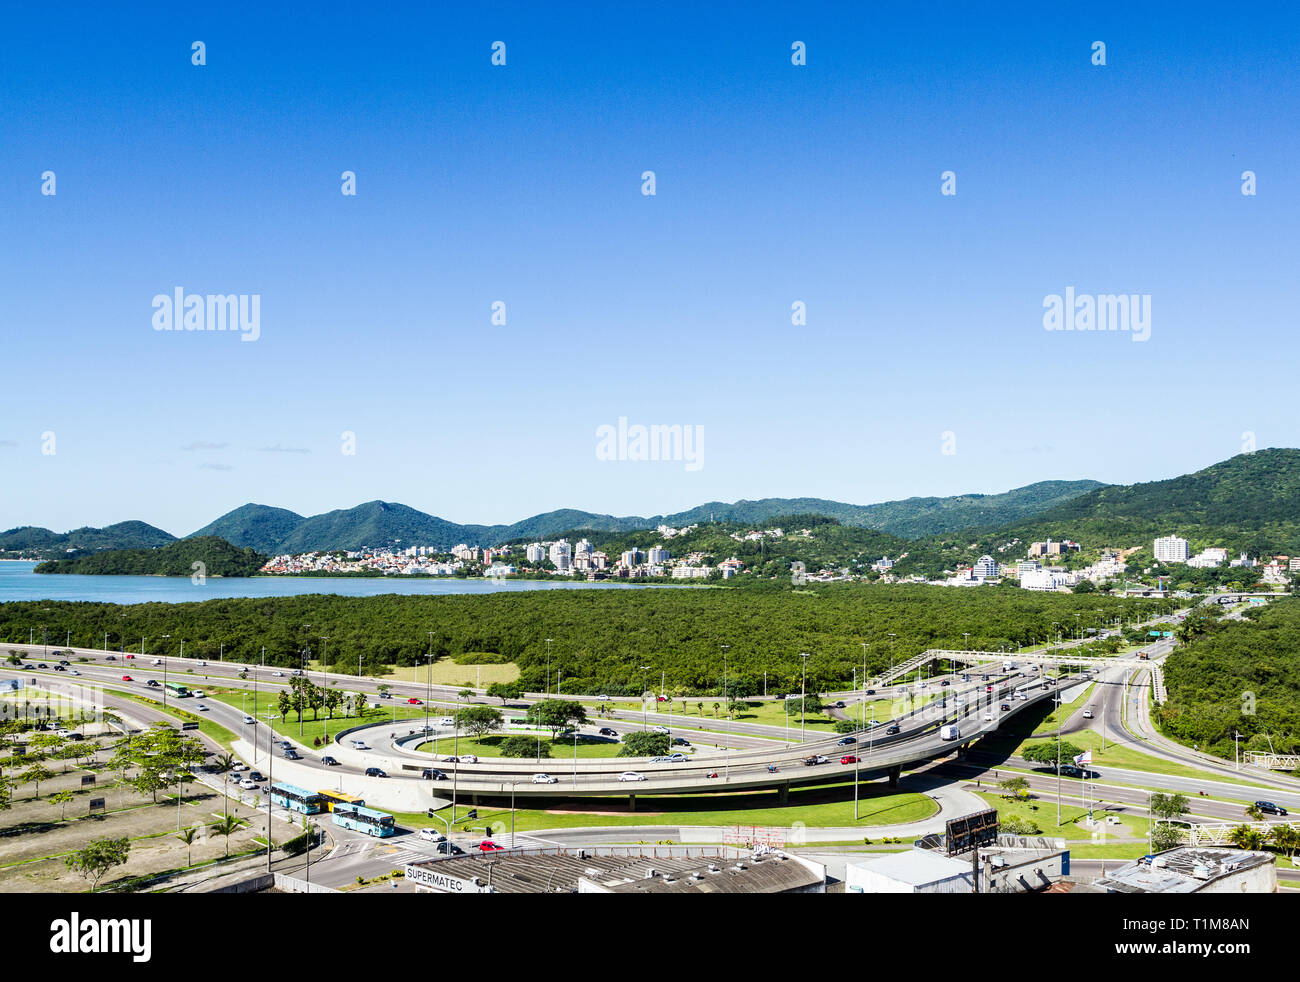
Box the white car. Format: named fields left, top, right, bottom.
left=418, top=828, right=446, bottom=842
left=191, top=690, right=206, bottom=698
left=242, top=715, right=255, bottom=724
left=151, top=658, right=162, bottom=666
left=239, top=779, right=257, bottom=790
left=982, top=712, right=995, bottom=722
left=437, top=717, right=455, bottom=727
left=459, top=755, right=479, bottom=764
left=867, top=719, right=882, bottom=727
left=1082, top=709, right=1095, bottom=719
left=195, top=704, right=209, bottom=712
left=652, top=725, right=670, bottom=735
left=272, top=671, right=284, bottom=677
left=68, top=669, right=80, bottom=676
left=532, top=773, right=558, bottom=784
left=351, top=740, right=370, bottom=750
left=56, top=729, right=71, bottom=737
left=617, top=771, right=646, bottom=782
left=595, top=694, right=610, bottom=701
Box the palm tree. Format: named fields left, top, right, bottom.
left=1245, top=803, right=1265, bottom=822
left=1227, top=824, right=1264, bottom=850
left=175, top=826, right=199, bottom=867
left=211, top=814, right=247, bottom=857
left=696, top=701, right=703, bottom=717
left=1269, top=823, right=1299, bottom=860
left=711, top=702, right=720, bottom=719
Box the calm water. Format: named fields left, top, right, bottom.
left=0, top=561, right=679, bottom=604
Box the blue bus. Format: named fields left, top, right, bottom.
left=332, top=802, right=397, bottom=837
left=270, top=782, right=324, bottom=815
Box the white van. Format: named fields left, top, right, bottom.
left=1002, top=661, right=1016, bottom=671
left=940, top=724, right=961, bottom=741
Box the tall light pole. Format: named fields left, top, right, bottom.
left=859, top=643, right=869, bottom=729
left=426, top=631, right=434, bottom=740
left=720, top=645, right=730, bottom=781
left=887, top=633, right=897, bottom=679
left=544, top=639, right=554, bottom=696
left=319, top=637, right=330, bottom=750
left=639, top=665, right=651, bottom=729
left=159, top=635, right=170, bottom=706
left=799, top=653, right=811, bottom=743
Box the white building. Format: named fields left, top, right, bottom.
left=549, top=539, right=572, bottom=572
left=1154, top=535, right=1190, bottom=563
left=971, top=555, right=998, bottom=580
left=1017, top=560, right=1042, bottom=578
left=647, top=545, right=670, bottom=564
left=526, top=543, right=546, bottom=564
left=846, top=851, right=974, bottom=894
left=620, top=547, right=644, bottom=568
left=1020, top=569, right=1073, bottom=592
left=574, top=539, right=594, bottom=557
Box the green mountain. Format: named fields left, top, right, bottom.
left=890, top=449, right=1300, bottom=578
left=987, top=449, right=1300, bottom=553
left=34, top=536, right=267, bottom=577
left=190, top=480, right=1102, bottom=554
left=657, top=481, right=1104, bottom=539
left=189, top=503, right=306, bottom=554
left=0, top=521, right=176, bottom=557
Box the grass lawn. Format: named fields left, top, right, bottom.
left=1030, top=683, right=1096, bottom=734
left=415, top=734, right=625, bottom=759
left=1009, top=730, right=1276, bottom=785
left=97, top=686, right=237, bottom=751
left=393, top=782, right=938, bottom=834
left=306, top=656, right=520, bottom=687
left=205, top=687, right=428, bottom=748
left=972, top=790, right=1149, bottom=841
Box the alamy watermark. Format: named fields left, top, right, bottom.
left=1042, top=287, right=1150, bottom=342
left=595, top=417, right=703, bottom=471
left=152, top=288, right=260, bottom=342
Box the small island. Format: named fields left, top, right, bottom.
left=34, top=536, right=267, bottom=577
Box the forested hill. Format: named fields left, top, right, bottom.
left=186, top=481, right=1102, bottom=553
left=0, top=521, right=175, bottom=557
left=1158, top=600, right=1300, bottom=759
left=888, top=449, right=1300, bottom=579
left=33, top=536, right=266, bottom=577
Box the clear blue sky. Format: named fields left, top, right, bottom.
left=4, top=2, right=1299, bottom=535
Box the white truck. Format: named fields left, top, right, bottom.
left=940, top=724, right=961, bottom=741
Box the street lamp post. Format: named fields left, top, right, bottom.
left=799, top=652, right=811, bottom=743
left=320, top=637, right=330, bottom=750
left=159, top=635, right=170, bottom=706
left=720, top=645, right=730, bottom=782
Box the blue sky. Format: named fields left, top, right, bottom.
left=3, top=2, right=1299, bottom=535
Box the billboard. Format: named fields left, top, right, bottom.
left=945, top=809, right=999, bottom=855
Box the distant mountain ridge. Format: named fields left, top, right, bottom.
left=173, top=479, right=1106, bottom=553
left=0, top=479, right=1104, bottom=556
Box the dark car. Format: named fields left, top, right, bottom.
left=1000, top=704, right=1011, bottom=712
left=248, top=771, right=265, bottom=782
left=837, top=736, right=857, bottom=746
left=321, top=756, right=340, bottom=766
left=146, top=679, right=161, bottom=687
left=105, top=655, right=116, bottom=661
left=833, top=701, right=845, bottom=709
left=1255, top=800, right=1289, bottom=816
left=940, top=679, right=951, bottom=686
left=436, top=841, right=463, bottom=855
left=422, top=768, right=448, bottom=781
left=885, top=724, right=901, bottom=735
left=283, top=749, right=301, bottom=760
left=672, top=737, right=690, bottom=746
left=365, top=767, right=387, bottom=778
left=52, top=665, right=66, bottom=672
left=598, top=727, right=618, bottom=737
left=37, top=663, right=48, bottom=669
left=865, top=688, right=876, bottom=695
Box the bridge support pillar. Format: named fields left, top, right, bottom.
left=472, top=793, right=480, bottom=806
left=886, top=765, right=901, bottom=788
left=956, top=743, right=968, bottom=759
left=778, top=783, right=789, bottom=805
left=628, top=794, right=636, bottom=812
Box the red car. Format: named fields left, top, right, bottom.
left=125, top=654, right=134, bottom=659
left=656, top=695, right=668, bottom=702
left=840, top=754, right=861, bottom=764
left=121, top=675, right=133, bottom=681
left=407, top=698, right=422, bottom=705
left=478, top=840, right=504, bottom=852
